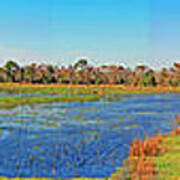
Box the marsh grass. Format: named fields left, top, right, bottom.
left=111, top=122, right=180, bottom=180
left=0, top=86, right=96, bottom=94
left=0, top=95, right=101, bottom=109
left=1, top=84, right=180, bottom=95
left=152, top=134, right=180, bottom=179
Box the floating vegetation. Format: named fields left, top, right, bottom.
left=0, top=95, right=101, bottom=109
left=41, top=122, right=58, bottom=127
left=33, top=146, right=40, bottom=151
left=137, top=111, right=156, bottom=115
left=119, top=116, right=124, bottom=120
left=13, top=120, right=24, bottom=124
left=70, top=114, right=83, bottom=120
left=129, top=124, right=139, bottom=128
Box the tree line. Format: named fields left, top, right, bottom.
left=0, top=59, right=180, bottom=86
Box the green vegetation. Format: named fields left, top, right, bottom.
left=0, top=86, right=96, bottom=94
left=0, top=85, right=134, bottom=95
left=41, top=122, right=58, bottom=127
left=0, top=59, right=180, bottom=86
left=152, top=135, right=180, bottom=180
left=0, top=95, right=101, bottom=109
left=0, top=85, right=179, bottom=95
left=13, top=120, right=24, bottom=124
left=110, top=137, right=180, bottom=180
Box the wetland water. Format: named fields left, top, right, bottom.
left=0, top=93, right=179, bottom=178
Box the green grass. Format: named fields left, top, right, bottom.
left=151, top=135, right=180, bottom=180
left=0, top=95, right=101, bottom=109
left=110, top=134, right=180, bottom=180
left=0, top=86, right=131, bottom=95
left=0, top=86, right=97, bottom=94
left=0, top=85, right=173, bottom=95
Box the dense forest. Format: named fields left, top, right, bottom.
left=0, top=59, right=180, bottom=86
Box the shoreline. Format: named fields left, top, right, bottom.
left=0, top=95, right=101, bottom=109
left=111, top=117, right=180, bottom=180
left=0, top=83, right=180, bottom=94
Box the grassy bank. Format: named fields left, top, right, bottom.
left=0, top=95, right=101, bottom=109
left=0, top=83, right=180, bottom=95
left=111, top=127, right=180, bottom=180
left=151, top=131, right=180, bottom=179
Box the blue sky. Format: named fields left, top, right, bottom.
left=0, top=0, right=179, bottom=69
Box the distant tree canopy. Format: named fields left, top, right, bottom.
left=74, top=59, right=88, bottom=71
left=4, top=60, right=20, bottom=82
left=0, top=59, right=179, bottom=86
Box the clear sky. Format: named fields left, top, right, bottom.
left=0, top=0, right=179, bottom=69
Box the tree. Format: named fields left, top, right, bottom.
left=174, top=63, right=180, bottom=72
left=135, top=65, right=148, bottom=86
left=0, top=68, right=8, bottom=82
left=4, top=60, right=20, bottom=82
left=169, top=78, right=180, bottom=86
left=22, top=66, right=34, bottom=83
left=143, top=71, right=157, bottom=86
left=74, top=59, right=88, bottom=71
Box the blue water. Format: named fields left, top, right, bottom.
left=0, top=93, right=179, bottom=178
